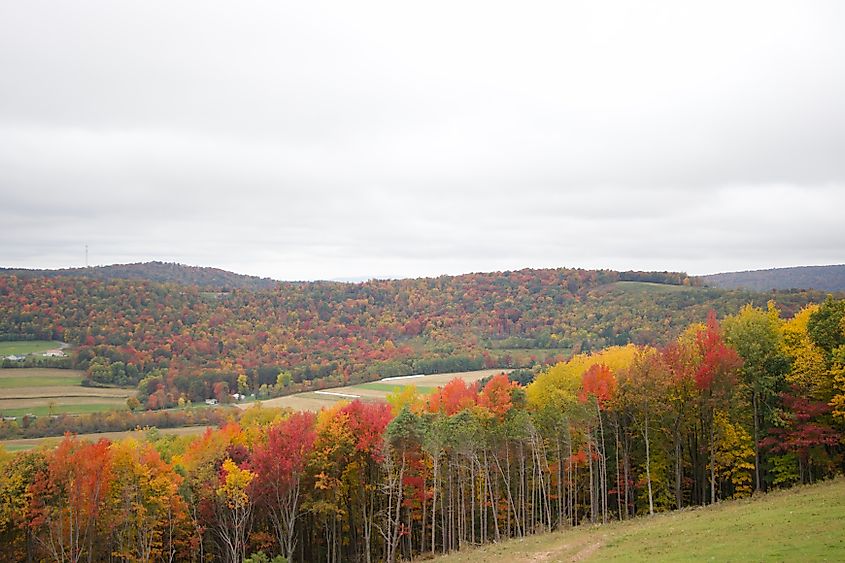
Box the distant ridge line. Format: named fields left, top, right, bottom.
left=702, top=264, right=845, bottom=292
left=0, top=261, right=278, bottom=290
left=7, top=261, right=845, bottom=293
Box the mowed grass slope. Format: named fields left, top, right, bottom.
left=608, top=281, right=698, bottom=294
left=438, top=478, right=845, bottom=562
left=0, top=368, right=133, bottom=416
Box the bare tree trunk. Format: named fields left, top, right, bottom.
left=587, top=427, right=596, bottom=523
left=379, top=453, right=405, bottom=563
left=493, top=449, right=520, bottom=538
left=623, top=433, right=631, bottom=519
left=614, top=420, right=622, bottom=520
left=709, top=416, right=717, bottom=505
left=431, top=455, right=439, bottom=555
left=484, top=451, right=500, bottom=541
left=643, top=413, right=654, bottom=516
left=753, top=391, right=761, bottom=493
left=596, top=403, right=608, bottom=524
left=571, top=439, right=578, bottom=526
left=519, top=443, right=526, bottom=535
left=470, top=456, right=476, bottom=544
left=556, top=438, right=564, bottom=528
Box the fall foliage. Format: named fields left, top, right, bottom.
left=0, top=270, right=831, bottom=409
left=0, top=286, right=844, bottom=561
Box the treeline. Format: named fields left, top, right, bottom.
left=0, top=270, right=834, bottom=409
left=0, top=261, right=278, bottom=290
left=703, top=264, right=845, bottom=292
left=0, top=406, right=234, bottom=440
left=1, top=297, right=843, bottom=562
left=0, top=355, right=71, bottom=369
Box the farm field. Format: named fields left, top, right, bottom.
left=0, top=340, right=65, bottom=356
left=0, top=368, right=133, bottom=417
left=0, top=425, right=212, bottom=452
left=436, top=478, right=845, bottom=562
left=609, top=280, right=699, bottom=293
left=243, top=368, right=510, bottom=412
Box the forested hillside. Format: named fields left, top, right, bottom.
left=0, top=268, right=835, bottom=409
left=1, top=297, right=843, bottom=562
left=703, top=264, right=845, bottom=291
left=0, top=261, right=278, bottom=290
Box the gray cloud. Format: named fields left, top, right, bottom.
left=1, top=1, right=844, bottom=280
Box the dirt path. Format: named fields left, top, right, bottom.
left=528, top=538, right=603, bottom=562
left=570, top=541, right=602, bottom=561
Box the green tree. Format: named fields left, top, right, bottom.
left=723, top=303, right=789, bottom=491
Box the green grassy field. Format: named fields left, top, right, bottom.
left=0, top=372, right=83, bottom=388
left=610, top=281, right=698, bottom=294
left=0, top=340, right=63, bottom=355
left=0, top=368, right=133, bottom=418
left=437, top=478, right=845, bottom=562
left=352, top=382, right=435, bottom=393
left=0, top=402, right=127, bottom=417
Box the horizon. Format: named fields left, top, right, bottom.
left=3, top=258, right=845, bottom=283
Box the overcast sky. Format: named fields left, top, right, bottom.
left=1, top=1, right=843, bottom=281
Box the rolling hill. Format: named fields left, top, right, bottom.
left=0, top=266, right=836, bottom=409
left=702, top=264, right=845, bottom=292
left=436, top=478, right=845, bottom=562
left=0, top=261, right=278, bottom=290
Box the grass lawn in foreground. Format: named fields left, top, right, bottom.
left=437, top=478, right=845, bottom=562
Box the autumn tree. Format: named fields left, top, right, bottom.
left=108, top=439, right=189, bottom=562
left=723, top=303, right=789, bottom=491
left=0, top=450, right=45, bottom=561
left=694, top=312, right=742, bottom=504
left=29, top=435, right=113, bottom=563
left=250, top=411, right=317, bottom=559
left=617, top=349, right=669, bottom=515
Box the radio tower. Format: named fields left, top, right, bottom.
left=85, top=245, right=89, bottom=268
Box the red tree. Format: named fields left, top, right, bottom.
left=250, top=412, right=317, bottom=558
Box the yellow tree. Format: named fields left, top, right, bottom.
left=306, top=403, right=356, bottom=563
left=173, top=423, right=243, bottom=561
left=723, top=302, right=789, bottom=491
left=529, top=345, right=638, bottom=521
left=386, top=385, right=423, bottom=416
left=108, top=439, right=190, bottom=562
left=713, top=412, right=754, bottom=499
left=806, top=298, right=845, bottom=423
left=781, top=304, right=827, bottom=397
left=0, top=450, right=46, bottom=561
left=215, top=459, right=256, bottom=563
